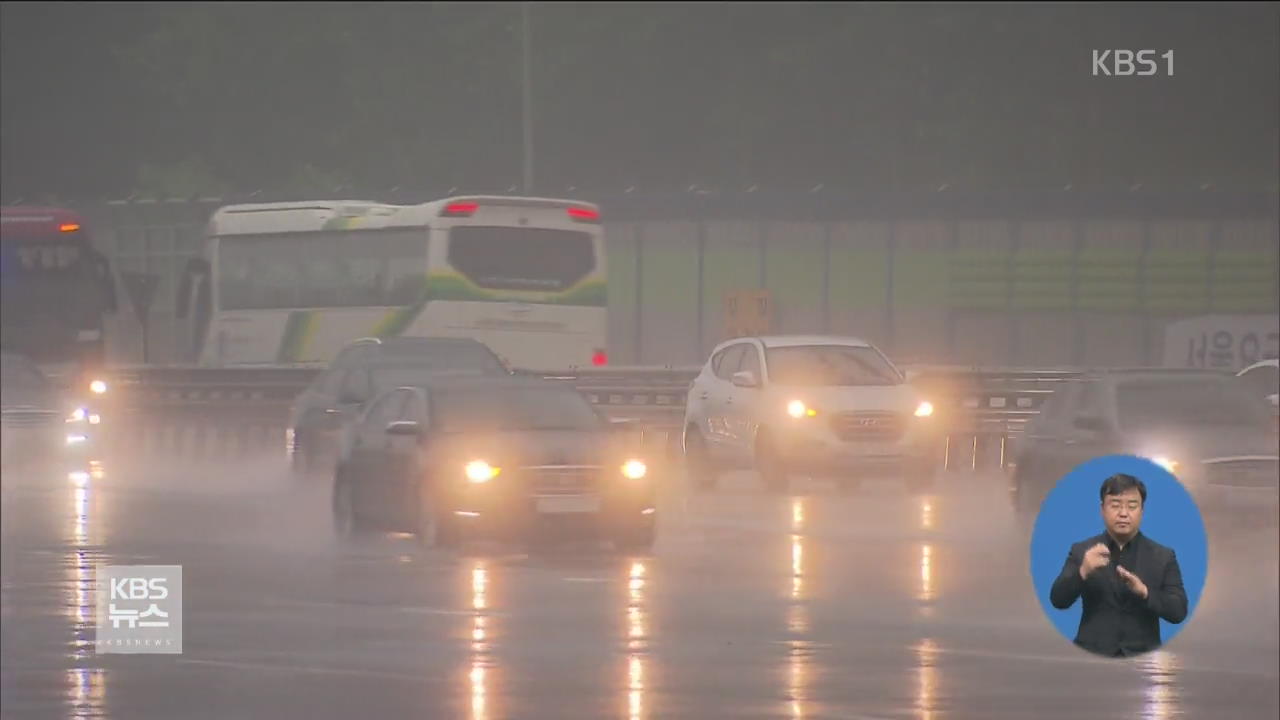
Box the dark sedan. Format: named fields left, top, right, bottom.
left=1010, top=369, right=1279, bottom=525
left=331, top=378, right=657, bottom=551
left=288, top=336, right=510, bottom=477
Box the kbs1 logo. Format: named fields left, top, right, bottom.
left=1092, top=49, right=1174, bottom=77
left=96, top=565, right=183, bottom=654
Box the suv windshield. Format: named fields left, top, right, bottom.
left=378, top=345, right=505, bottom=373
left=1116, top=378, right=1273, bottom=430
left=765, top=345, right=901, bottom=386
left=370, top=365, right=495, bottom=393
left=433, top=387, right=603, bottom=433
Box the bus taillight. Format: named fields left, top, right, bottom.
left=441, top=202, right=479, bottom=218
left=592, top=349, right=608, bottom=367
left=567, top=207, right=600, bottom=223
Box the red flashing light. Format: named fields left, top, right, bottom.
left=567, top=206, right=600, bottom=222
left=591, top=349, right=608, bottom=367
left=441, top=202, right=479, bottom=217
left=59, top=223, right=81, bottom=232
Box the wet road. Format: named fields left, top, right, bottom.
left=2, top=454, right=1277, bottom=720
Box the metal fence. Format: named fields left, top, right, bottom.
left=74, top=191, right=1279, bottom=368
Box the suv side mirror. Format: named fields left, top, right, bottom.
left=314, top=407, right=343, bottom=430
left=386, top=420, right=422, bottom=437
left=1073, top=415, right=1107, bottom=433
left=731, top=370, right=759, bottom=388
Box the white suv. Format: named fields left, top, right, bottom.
left=682, top=335, right=939, bottom=493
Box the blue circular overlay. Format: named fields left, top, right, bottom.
left=1029, top=454, right=1208, bottom=651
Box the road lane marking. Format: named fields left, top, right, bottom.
left=260, top=596, right=503, bottom=617
left=175, top=658, right=430, bottom=682
left=928, top=645, right=1280, bottom=677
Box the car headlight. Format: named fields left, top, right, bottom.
left=1149, top=456, right=1178, bottom=473
left=621, top=459, right=648, bottom=480
left=914, top=401, right=935, bottom=418
left=465, top=460, right=500, bottom=483
left=787, top=400, right=817, bottom=418
left=89, top=380, right=108, bottom=395
left=66, top=407, right=88, bottom=423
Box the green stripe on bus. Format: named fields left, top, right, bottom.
left=276, top=311, right=314, bottom=363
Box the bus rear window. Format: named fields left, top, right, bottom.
left=447, top=226, right=594, bottom=292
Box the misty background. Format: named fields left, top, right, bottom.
left=3, top=2, right=1278, bottom=203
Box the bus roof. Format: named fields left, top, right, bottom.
left=1, top=206, right=89, bottom=239
left=207, top=195, right=602, bottom=236
left=419, top=195, right=600, bottom=212
left=387, top=195, right=602, bottom=227
left=208, top=200, right=407, bottom=236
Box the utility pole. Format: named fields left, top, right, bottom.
left=521, top=2, right=534, bottom=194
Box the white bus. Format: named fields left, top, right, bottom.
left=178, top=196, right=608, bottom=370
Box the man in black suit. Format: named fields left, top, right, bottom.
left=1049, top=473, right=1188, bottom=657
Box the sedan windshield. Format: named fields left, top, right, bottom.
left=1117, top=378, right=1273, bottom=430
left=433, top=387, right=603, bottom=433
left=765, top=345, right=901, bottom=386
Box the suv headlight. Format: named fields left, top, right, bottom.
left=787, top=400, right=817, bottom=419
left=465, top=460, right=500, bottom=483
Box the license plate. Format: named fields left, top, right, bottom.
left=535, top=495, right=601, bottom=514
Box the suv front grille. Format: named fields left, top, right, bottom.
left=830, top=411, right=905, bottom=442
left=523, top=465, right=601, bottom=495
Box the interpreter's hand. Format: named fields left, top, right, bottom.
left=1079, top=543, right=1111, bottom=580
left=1116, top=565, right=1149, bottom=599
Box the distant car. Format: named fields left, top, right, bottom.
left=288, top=337, right=510, bottom=477
left=331, top=378, right=657, bottom=551
left=681, top=335, right=939, bottom=493
left=1, top=352, right=94, bottom=475
left=1237, top=359, right=1279, bottom=414
left=1010, top=368, right=1279, bottom=522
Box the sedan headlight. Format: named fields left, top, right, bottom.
left=89, top=380, right=108, bottom=395
left=465, top=460, right=500, bottom=483
left=787, top=400, right=817, bottom=419
left=621, top=459, right=648, bottom=480
left=914, top=401, right=935, bottom=418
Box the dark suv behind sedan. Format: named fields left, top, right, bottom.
left=288, top=336, right=510, bottom=477
left=1010, top=369, right=1278, bottom=528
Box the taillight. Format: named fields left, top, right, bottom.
left=567, top=206, right=600, bottom=223
left=440, top=202, right=478, bottom=217
left=592, top=349, right=608, bottom=367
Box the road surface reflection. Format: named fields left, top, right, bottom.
left=64, top=461, right=107, bottom=719
left=626, top=559, right=648, bottom=720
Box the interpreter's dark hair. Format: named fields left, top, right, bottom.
left=1099, top=473, right=1147, bottom=505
